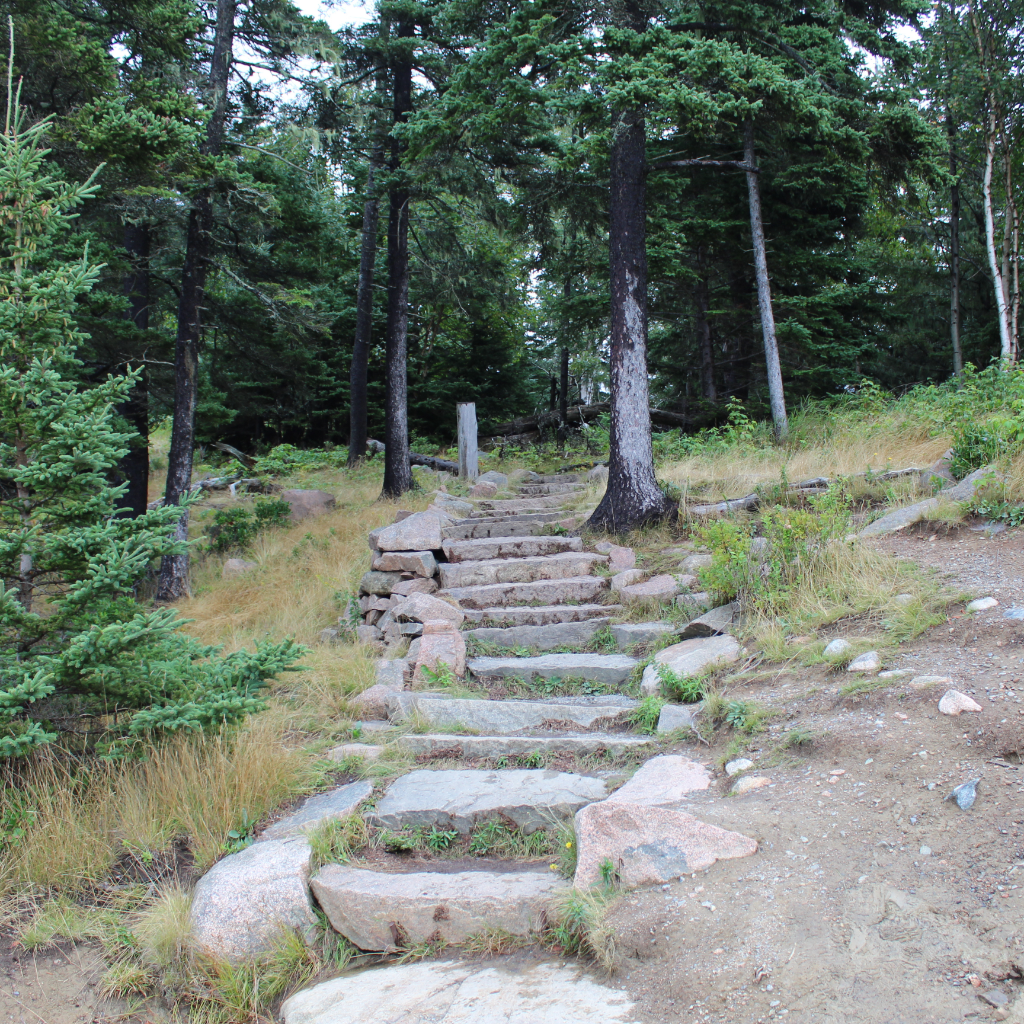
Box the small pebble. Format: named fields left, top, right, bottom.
left=966, top=596, right=999, bottom=612
left=920, top=845, right=931, bottom=856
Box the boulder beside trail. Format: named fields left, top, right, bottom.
left=280, top=489, right=336, bottom=523
left=189, top=839, right=316, bottom=962
left=394, top=592, right=465, bottom=628
left=640, top=635, right=741, bottom=696
left=374, top=510, right=445, bottom=552
left=222, top=558, right=258, bottom=579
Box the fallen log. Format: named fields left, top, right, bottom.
left=365, top=438, right=459, bottom=473
left=213, top=441, right=257, bottom=470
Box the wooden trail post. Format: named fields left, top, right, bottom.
left=457, top=403, right=478, bottom=481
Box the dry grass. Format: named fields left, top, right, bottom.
left=660, top=415, right=950, bottom=503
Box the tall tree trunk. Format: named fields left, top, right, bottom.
left=947, top=111, right=963, bottom=376
left=743, top=120, right=788, bottom=442
left=695, top=246, right=717, bottom=402
left=557, top=345, right=569, bottom=448
left=380, top=25, right=414, bottom=499
left=117, top=220, right=150, bottom=518
left=589, top=103, right=673, bottom=532
left=981, top=113, right=1013, bottom=362
left=157, top=0, right=236, bottom=599
left=348, top=143, right=383, bottom=466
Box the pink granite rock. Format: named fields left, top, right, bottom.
left=351, top=684, right=399, bottom=720
left=468, top=481, right=499, bottom=498
left=413, top=627, right=467, bottom=682
left=608, top=755, right=711, bottom=807
left=391, top=577, right=439, bottom=597
left=938, top=689, right=983, bottom=716
left=279, top=489, right=336, bottom=523
left=607, top=545, right=636, bottom=572
left=395, top=592, right=465, bottom=628
left=610, top=569, right=643, bottom=592
left=731, top=776, right=771, bottom=796
left=574, top=802, right=757, bottom=888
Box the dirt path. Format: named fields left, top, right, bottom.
left=610, top=524, right=1024, bottom=1024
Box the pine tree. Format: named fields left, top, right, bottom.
left=0, top=74, right=302, bottom=757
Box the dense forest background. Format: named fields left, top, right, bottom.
left=6, top=0, right=1021, bottom=453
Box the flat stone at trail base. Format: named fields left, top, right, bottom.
left=823, top=637, right=852, bottom=658
left=387, top=692, right=637, bottom=735
left=608, top=755, right=710, bottom=806
left=395, top=592, right=465, bottom=627
left=725, top=758, right=754, bottom=777
left=281, top=960, right=640, bottom=1024
left=280, top=489, right=336, bottom=523
left=657, top=704, right=696, bottom=733
left=611, top=621, right=676, bottom=649
left=847, top=651, right=881, bottom=673
left=640, top=635, right=741, bottom=696
left=465, top=618, right=611, bottom=652
left=939, top=689, right=983, bottom=715
left=620, top=574, right=689, bottom=601
left=374, top=510, right=445, bottom=552
left=967, top=596, right=999, bottom=612
left=369, top=768, right=606, bottom=833
left=372, top=550, right=437, bottom=577
left=328, top=743, right=384, bottom=762
left=222, top=557, right=257, bottom=579
left=462, top=603, right=619, bottom=627
left=732, top=776, right=771, bottom=795
left=189, top=838, right=315, bottom=962
left=397, top=733, right=654, bottom=758
left=311, top=865, right=566, bottom=952
left=261, top=781, right=373, bottom=840
left=468, top=653, right=637, bottom=686
left=574, top=801, right=757, bottom=889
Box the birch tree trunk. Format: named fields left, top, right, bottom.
left=947, top=111, right=963, bottom=375
left=982, top=114, right=1013, bottom=362
left=743, top=120, right=788, bottom=442
left=381, top=24, right=413, bottom=499
left=557, top=345, right=569, bottom=448
left=588, top=104, right=674, bottom=532
left=157, top=0, right=236, bottom=600
left=348, top=144, right=382, bottom=466
left=695, top=246, right=717, bottom=402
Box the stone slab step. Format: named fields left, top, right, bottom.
left=438, top=551, right=607, bottom=589
left=397, top=732, right=655, bottom=758
left=466, top=617, right=611, bottom=651
left=610, top=621, right=678, bottom=650
left=441, top=534, right=583, bottom=562
left=311, top=865, right=566, bottom=953
left=440, top=575, right=609, bottom=609
left=461, top=603, right=621, bottom=626
left=260, top=781, right=373, bottom=841
left=468, top=653, right=637, bottom=686
left=387, top=691, right=638, bottom=734
left=368, top=767, right=607, bottom=833
left=640, top=634, right=741, bottom=696
left=474, top=496, right=572, bottom=512
left=443, top=513, right=566, bottom=539
left=529, top=473, right=582, bottom=483
left=517, top=482, right=587, bottom=495
left=281, top=960, right=639, bottom=1024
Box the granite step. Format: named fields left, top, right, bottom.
left=387, top=691, right=638, bottom=734
left=367, top=767, right=607, bottom=833
left=473, top=496, right=573, bottom=512
left=441, top=534, right=583, bottom=562
left=527, top=473, right=582, bottom=484
left=443, top=513, right=566, bottom=540
left=461, top=603, right=621, bottom=626
left=468, top=653, right=637, bottom=686
left=397, top=732, right=655, bottom=758
left=441, top=575, right=609, bottom=609
left=437, top=551, right=608, bottom=589
left=465, top=617, right=612, bottom=651
left=516, top=482, right=588, bottom=495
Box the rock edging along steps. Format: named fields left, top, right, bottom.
left=396, top=732, right=655, bottom=757
left=312, top=865, right=568, bottom=952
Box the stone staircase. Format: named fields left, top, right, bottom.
left=187, top=470, right=759, bottom=1012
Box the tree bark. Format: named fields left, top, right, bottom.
left=588, top=102, right=674, bottom=532
left=947, top=111, right=963, bottom=376
left=157, top=0, right=236, bottom=600
left=380, top=23, right=414, bottom=499
left=743, top=120, right=788, bottom=442
left=981, top=113, right=1013, bottom=363
left=695, top=246, right=717, bottom=402
left=117, top=220, right=150, bottom=518
left=557, top=345, right=569, bottom=447
left=348, top=144, right=383, bottom=466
